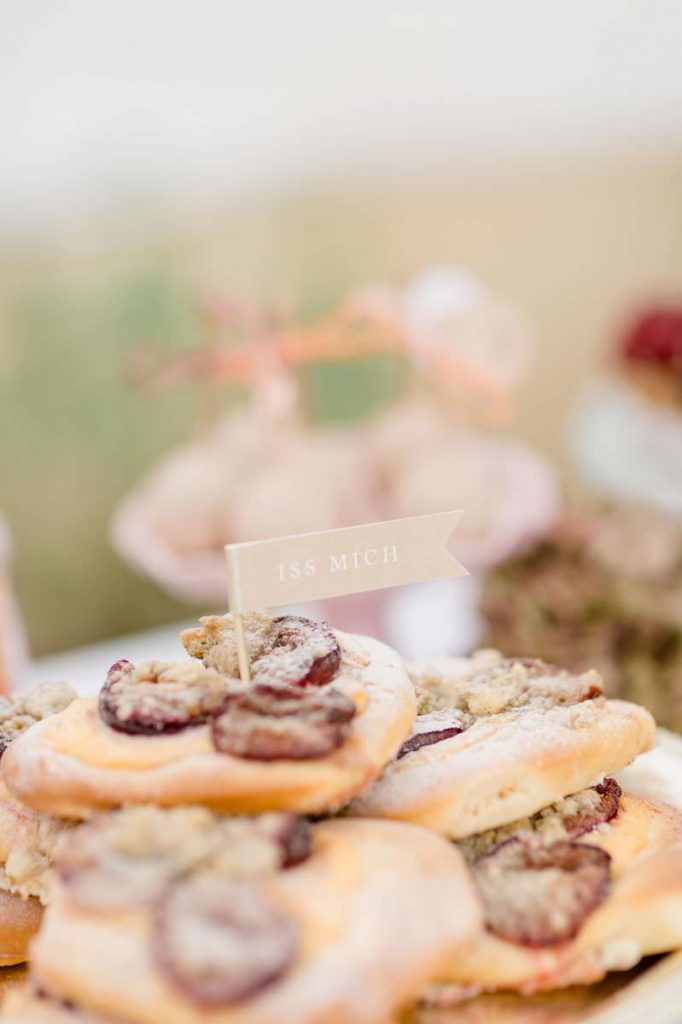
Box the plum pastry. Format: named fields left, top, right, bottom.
left=2, top=615, right=415, bottom=817
left=422, top=781, right=682, bottom=1001
left=29, top=813, right=480, bottom=1024
left=348, top=651, right=655, bottom=837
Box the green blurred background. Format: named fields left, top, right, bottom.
left=3, top=158, right=682, bottom=656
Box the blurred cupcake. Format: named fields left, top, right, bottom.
left=571, top=306, right=682, bottom=519
left=620, top=306, right=682, bottom=409
left=111, top=408, right=379, bottom=607
left=372, top=406, right=560, bottom=572
left=481, top=503, right=682, bottom=730
left=370, top=399, right=560, bottom=658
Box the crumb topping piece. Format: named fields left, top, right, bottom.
left=0, top=682, right=77, bottom=757
left=98, top=659, right=229, bottom=735
left=474, top=837, right=611, bottom=947
left=181, top=613, right=275, bottom=677
left=402, top=652, right=603, bottom=760
left=153, top=875, right=298, bottom=1006
left=411, top=651, right=602, bottom=719
left=182, top=614, right=341, bottom=689
left=460, top=778, right=622, bottom=864
left=212, top=684, right=356, bottom=761
left=0, top=800, right=73, bottom=904
left=57, top=807, right=311, bottom=910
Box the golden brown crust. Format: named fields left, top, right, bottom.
left=31, top=819, right=481, bottom=1024
left=2, top=633, right=415, bottom=818
left=430, top=793, right=682, bottom=998
left=0, top=889, right=42, bottom=966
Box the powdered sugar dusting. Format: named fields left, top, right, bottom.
left=348, top=692, right=652, bottom=839
left=0, top=682, right=77, bottom=756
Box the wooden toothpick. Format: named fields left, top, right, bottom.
left=233, top=612, right=251, bottom=685
left=225, top=547, right=251, bottom=684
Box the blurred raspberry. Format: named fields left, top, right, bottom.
left=622, top=308, right=682, bottom=366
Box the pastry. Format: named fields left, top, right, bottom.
left=29, top=812, right=480, bottom=1024
left=3, top=616, right=415, bottom=817
left=0, top=682, right=76, bottom=965
left=347, top=652, right=654, bottom=838
left=422, top=781, right=682, bottom=999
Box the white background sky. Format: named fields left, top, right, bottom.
left=2, top=1, right=682, bottom=229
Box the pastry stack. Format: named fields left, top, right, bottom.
left=0, top=613, right=680, bottom=1023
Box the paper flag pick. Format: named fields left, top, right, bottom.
left=225, top=511, right=467, bottom=682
